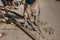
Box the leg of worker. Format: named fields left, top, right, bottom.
left=32, top=4, right=38, bottom=26
left=1, top=0, right=9, bottom=16
left=24, top=1, right=28, bottom=23
left=11, top=0, right=17, bottom=9
left=1, top=0, right=8, bottom=9
left=23, top=1, right=29, bottom=27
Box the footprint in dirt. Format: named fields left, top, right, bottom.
left=43, top=27, right=54, bottom=35
left=39, top=21, right=48, bottom=26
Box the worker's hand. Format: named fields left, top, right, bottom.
left=26, top=7, right=31, bottom=12
left=21, top=0, right=25, bottom=5
left=26, top=5, right=33, bottom=12
left=26, top=8, right=29, bottom=12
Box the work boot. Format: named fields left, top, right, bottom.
left=23, top=22, right=28, bottom=27
left=33, top=21, right=38, bottom=26
left=23, top=22, right=32, bottom=29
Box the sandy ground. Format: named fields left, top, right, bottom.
left=0, top=0, right=60, bottom=40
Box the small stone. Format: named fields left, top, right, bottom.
left=5, top=17, right=8, bottom=20
left=1, top=19, right=6, bottom=22
left=0, top=33, right=2, bottom=37
left=11, top=22, right=14, bottom=24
